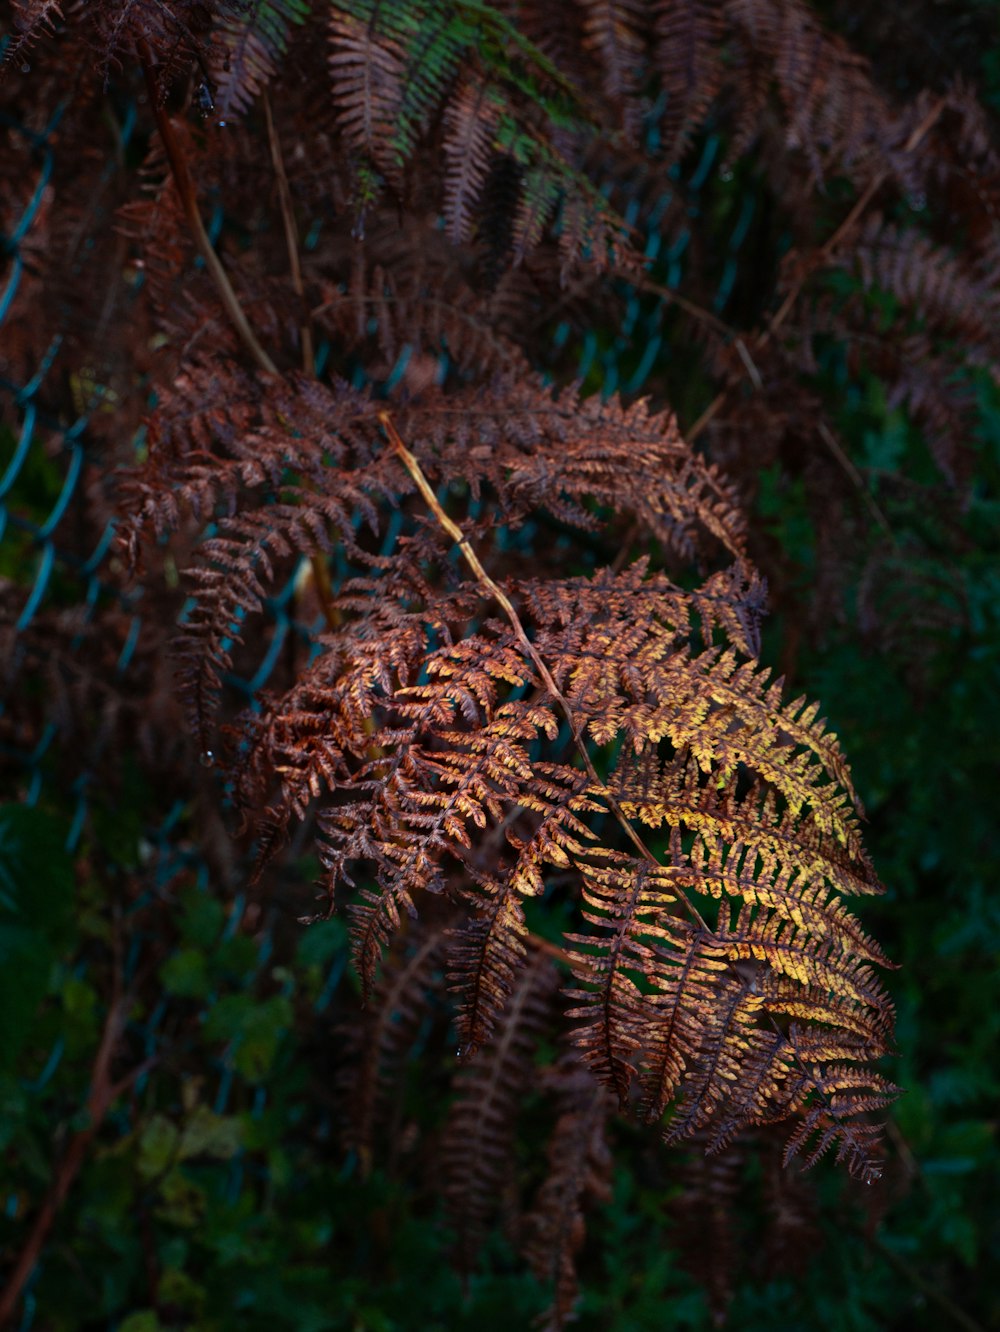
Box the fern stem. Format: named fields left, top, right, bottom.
left=869, top=1235, right=986, bottom=1332
left=817, top=422, right=894, bottom=541
left=378, top=411, right=670, bottom=879
left=527, top=932, right=572, bottom=967
left=138, top=45, right=280, bottom=378
left=138, top=54, right=342, bottom=632
left=263, top=93, right=315, bottom=377
left=259, top=94, right=340, bottom=627
left=0, top=995, right=154, bottom=1327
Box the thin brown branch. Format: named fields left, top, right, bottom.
left=259, top=93, right=340, bottom=628
left=817, top=421, right=895, bottom=541
left=137, top=60, right=340, bottom=628
left=0, top=997, right=153, bottom=1328
left=138, top=45, right=279, bottom=378
left=264, top=93, right=315, bottom=376
left=378, top=410, right=664, bottom=875
left=869, top=1235, right=986, bottom=1332
left=622, top=272, right=738, bottom=340
left=527, top=932, right=572, bottom=967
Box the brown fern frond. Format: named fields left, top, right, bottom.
left=725, top=0, right=903, bottom=185
left=653, top=0, right=723, bottom=162
left=577, top=0, right=647, bottom=136
left=4, top=0, right=68, bottom=68
left=448, top=790, right=592, bottom=1055
left=566, top=858, right=683, bottom=1107
left=341, top=920, right=447, bottom=1170
left=670, top=1138, right=744, bottom=1324
left=443, top=951, right=559, bottom=1275
left=612, top=752, right=885, bottom=953
left=210, top=0, right=309, bottom=124
left=521, top=1049, right=615, bottom=1332
left=442, top=78, right=503, bottom=244
left=759, top=1130, right=820, bottom=1273
left=328, top=2, right=409, bottom=186
left=313, top=221, right=533, bottom=380
left=850, top=215, right=1000, bottom=362
left=404, top=385, right=746, bottom=559
left=447, top=873, right=530, bottom=1059
left=782, top=1060, right=898, bottom=1181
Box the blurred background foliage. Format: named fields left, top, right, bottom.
left=2, top=5, right=999, bottom=1330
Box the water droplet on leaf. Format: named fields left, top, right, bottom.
left=200, top=749, right=215, bottom=768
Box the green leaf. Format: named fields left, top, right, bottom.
left=178, top=887, right=225, bottom=946
left=205, top=993, right=293, bottom=1081
left=138, top=1115, right=180, bottom=1180
left=158, top=1267, right=206, bottom=1315
left=119, top=1314, right=163, bottom=1332
left=155, top=1168, right=207, bottom=1228
left=161, top=947, right=212, bottom=998
left=178, top=1106, right=243, bottom=1161
left=296, top=917, right=348, bottom=968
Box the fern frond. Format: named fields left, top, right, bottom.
left=313, top=220, right=532, bottom=378
left=566, top=858, right=685, bottom=1107
left=211, top=0, right=311, bottom=123
left=341, top=921, right=446, bottom=1169
left=612, top=752, right=886, bottom=955
left=328, top=1, right=409, bottom=185
left=449, top=791, right=592, bottom=1055
left=390, top=2, right=474, bottom=166
left=328, top=0, right=473, bottom=189
left=521, top=1050, right=615, bottom=1332
left=3, top=0, right=67, bottom=68
left=442, top=78, right=503, bottom=243
left=851, top=216, right=1000, bottom=361
left=653, top=0, right=723, bottom=162
left=577, top=0, right=647, bottom=134
left=671, top=1139, right=744, bottom=1323
left=513, top=165, right=563, bottom=265
left=782, top=1061, right=898, bottom=1180
left=760, top=1130, right=820, bottom=1272
left=444, top=952, right=558, bottom=1274
left=726, top=0, right=901, bottom=183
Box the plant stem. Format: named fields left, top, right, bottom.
left=260, top=95, right=339, bottom=627
left=0, top=998, right=153, bottom=1328
left=263, top=93, right=314, bottom=376
left=138, top=45, right=279, bottom=378
left=139, top=53, right=342, bottom=630
left=378, top=410, right=662, bottom=874
left=870, top=1236, right=986, bottom=1332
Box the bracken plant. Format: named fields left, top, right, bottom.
left=5, top=0, right=997, bottom=1324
